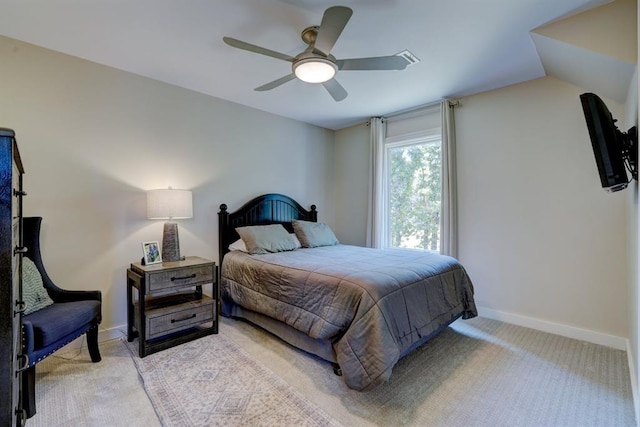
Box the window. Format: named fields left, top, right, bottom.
left=384, top=130, right=442, bottom=251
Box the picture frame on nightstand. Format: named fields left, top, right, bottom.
left=142, top=241, right=162, bottom=265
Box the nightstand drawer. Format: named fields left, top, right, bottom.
left=140, top=297, right=214, bottom=340
left=147, top=264, right=213, bottom=292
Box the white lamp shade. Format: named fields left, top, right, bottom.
left=293, top=58, right=337, bottom=83
left=147, top=189, right=193, bottom=220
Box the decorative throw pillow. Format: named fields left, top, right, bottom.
left=292, top=220, right=339, bottom=248
left=229, top=233, right=301, bottom=253
left=22, top=257, right=54, bottom=315
left=236, top=224, right=299, bottom=254
left=290, top=233, right=302, bottom=249
left=229, top=238, right=248, bottom=252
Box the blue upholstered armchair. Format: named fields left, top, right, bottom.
left=21, top=217, right=102, bottom=418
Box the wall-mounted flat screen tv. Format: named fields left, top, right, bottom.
left=580, top=92, right=637, bottom=193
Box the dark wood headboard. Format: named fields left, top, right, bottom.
left=218, top=193, right=317, bottom=267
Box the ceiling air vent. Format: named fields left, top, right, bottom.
left=396, top=50, right=420, bottom=66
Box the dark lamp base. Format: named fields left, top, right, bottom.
left=162, top=222, right=181, bottom=262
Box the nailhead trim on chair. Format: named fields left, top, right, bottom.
left=22, top=325, right=99, bottom=368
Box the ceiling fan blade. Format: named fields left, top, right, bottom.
left=223, top=36, right=295, bottom=62
left=322, top=79, right=348, bottom=102
left=254, top=73, right=296, bottom=91
left=337, top=55, right=409, bottom=71
left=314, top=6, right=353, bottom=56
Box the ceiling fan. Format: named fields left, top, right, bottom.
left=223, top=5, right=409, bottom=102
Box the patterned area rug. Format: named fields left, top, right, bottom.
left=125, top=333, right=341, bottom=427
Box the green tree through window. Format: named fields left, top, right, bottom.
left=387, top=137, right=441, bottom=251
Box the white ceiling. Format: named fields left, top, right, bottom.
left=0, top=0, right=611, bottom=130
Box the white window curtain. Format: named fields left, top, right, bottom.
left=367, top=102, right=458, bottom=254
left=366, top=117, right=386, bottom=248
left=440, top=100, right=458, bottom=257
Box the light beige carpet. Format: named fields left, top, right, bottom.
left=27, top=338, right=160, bottom=427
left=28, top=316, right=636, bottom=426
left=125, top=334, right=341, bottom=427
left=222, top=316, right=636, bottom=427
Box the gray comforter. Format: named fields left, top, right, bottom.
left=222, top=244, right=477, bottom=390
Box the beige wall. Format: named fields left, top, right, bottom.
left=456, top=76, right=629, bottom=338
left=628, top=8, right=640, bottom=420
left=628, top=152, right=639, bottom=422
left=534, top=0, right=636, bottom=64
left=333, top=123, right=369, bottom=246
left=0, top=35, right=335, bottom=331
left=334, top=75, right=631, bottom=342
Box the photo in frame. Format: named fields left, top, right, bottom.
left=142, top=241, right=162, bottom=265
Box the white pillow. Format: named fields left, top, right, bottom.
left=229, top=239, right=248, bottom=252
left=290, top=233, right=302, bottom=249
left=229, top=233, right=301, bottom=252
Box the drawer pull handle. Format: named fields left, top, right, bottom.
left=171, top=274, right=196, bottom=281
left=171, top=314, right=196, bottom=323
left=14, top=246, right=28, bottom=255
left=14, top=300, right=26, bottom=315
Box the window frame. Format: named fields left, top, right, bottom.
left=383, top=128, right=442, bottom=250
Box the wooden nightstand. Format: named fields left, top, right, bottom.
left=126, top=256, right=218, bottom=357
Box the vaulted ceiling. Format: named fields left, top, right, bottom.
left=532, top=0, right=636, bottom=105
left=0, top=0, right=626, bottom=129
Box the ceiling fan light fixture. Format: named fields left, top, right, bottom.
left=293, top=58, right=337, bottom=83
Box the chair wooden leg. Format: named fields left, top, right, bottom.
left=21, top=365, right=36, bottom=418
left=87, top=327, right=101, bottom=363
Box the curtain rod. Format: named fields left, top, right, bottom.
left=366, top=99, right=459, bottom=126
left=386, top=100, right=440, bottom=119
left=384, top=98, right=459, bottom=120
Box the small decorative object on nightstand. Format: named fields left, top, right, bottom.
left=126, top=256, right=218, bottom=357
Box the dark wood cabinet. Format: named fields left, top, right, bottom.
left=0, top=128, right=26, bottom=426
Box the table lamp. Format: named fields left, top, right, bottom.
left=147, top=188, right=193, bottom=262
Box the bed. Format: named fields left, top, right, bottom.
left=218, top=193, right=477, bottom=391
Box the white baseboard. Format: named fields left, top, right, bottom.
left=625, top=340, right=640, bottom=427
left=98, top=324, right=128, bottom=343
left=477, top=305, right=627, bottom=350
left=55, top=324, right=128, bottom=354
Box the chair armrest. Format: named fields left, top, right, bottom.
left=22, top=320, right=34, bottom=356
left=49, top=289, right=101, bottom=304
